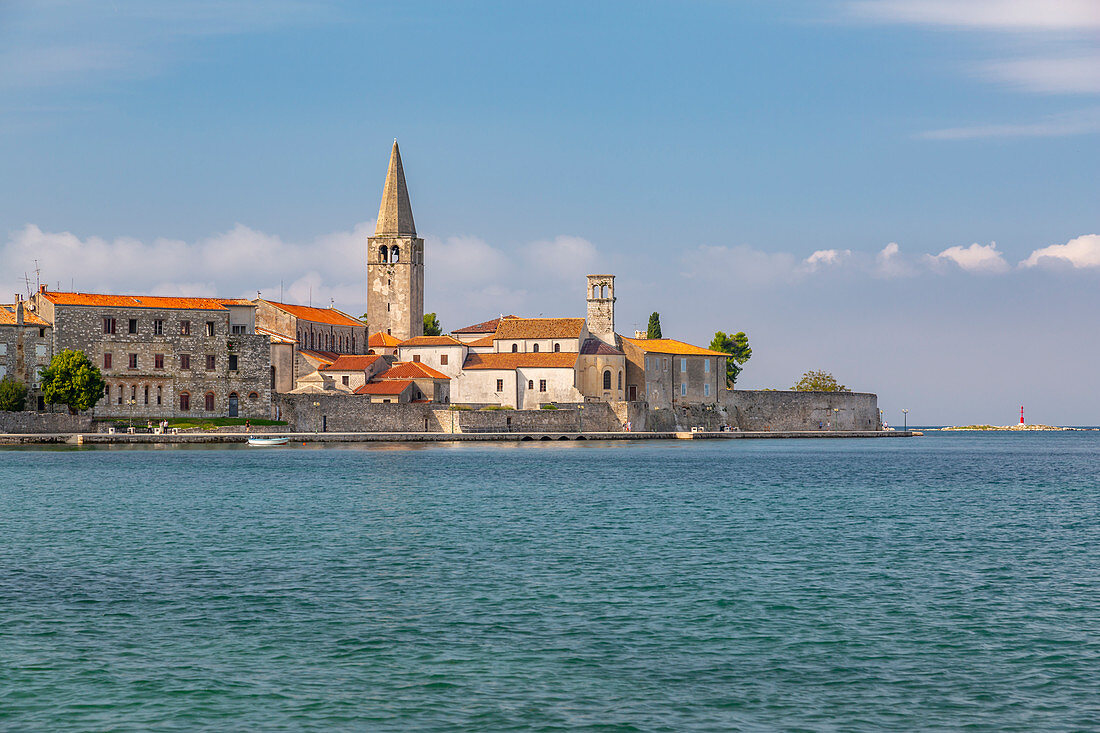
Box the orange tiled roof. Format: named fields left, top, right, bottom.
left=467, top=334, right=496, bottom=347
left=452, top=315, right=519, bottom=334
left=260, top=300, right=365, bottom=328
left=354, top=380, right=414, bottom=395
left=399, top=335, right=463, bottom=347
left=257, top=326, right=296, bottom=344
left=0, top=304, right=49, bottom=326
left=378, top=361, right=450, bottom=380
left=463, top=352, right=578, bottom=370
left=40, top=290, right=253, bottom=312
left=297, top=349, right=340, bottom=368
left=368, top=332, right=402, bottom=348
left=319, top=355, right=382, bottom=372
left=622, top=337, right=728, bottom=357
left=495, top=317, right=584, bottom=340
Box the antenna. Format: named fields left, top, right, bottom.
left=280, top=280, right=283, bottom=302
left=309, top=286, right=312, bottom=307
left=34, top=260, right=40, bottom=292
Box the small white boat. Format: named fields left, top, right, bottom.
left=247, top=436, right=289, bottom=447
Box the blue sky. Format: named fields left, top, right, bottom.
left=2, top=0, right=1098, bottom=424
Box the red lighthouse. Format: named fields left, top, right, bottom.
left=1020, top=406, right=1025, bottom=425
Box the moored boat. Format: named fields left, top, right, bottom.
left=247, top=436, right=289, bottom=446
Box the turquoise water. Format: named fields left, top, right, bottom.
left=2, top=434, right=1100, bottom=731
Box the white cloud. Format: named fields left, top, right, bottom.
left=804, top=248, right=852, bottom=270
left=847, top=0, right=1100, bottom=31
left=1020, top=234, right=1100, bottom=268
left=523, top=235, right=598, bottom=281
left=425, top=235, right=510, bottom=285
left=875, top=241, right=918, bottom=277
left=981, top=54, right=1100, bottom=94
left=919, top=108, right=1100, bottom=139
left=929, top=241, right=1010, bottom=273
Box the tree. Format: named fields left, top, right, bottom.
left=40, top=350, right=106, bottom=415
left=647, top=312, right=662, bottom=339
left=0, top=376, right=28, bottom=411
left=792, top=370, right=850, bottom=392
left=423, top=312, right=442, bottom=336
left=709, top=331, right=752, bottom=387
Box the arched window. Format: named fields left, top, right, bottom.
left=532, top=343, right=539, bottom=353
left=618, top=371, right=623, bottom=389
left=390, top=245, right=400, bottom=263
left=592, top=285, right=599, bottom=298
left=204, top=392, right=215, bottom=411
left=378, top=246, right=387, bottom=262
left=511, top=343, right=518, bottom=353
left=179, top=392, right=190, bottom=411
left=603, top=370, right=612, bottom=390
left=249, top=392, right=259, bottom=401
left=368, top=349, right=376, bottom=355
left=554, top=343, right=560, bottom=352
left=351, top=336, right=356, bottom=351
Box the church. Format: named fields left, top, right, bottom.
left=273, top=141, right=729, bottom=411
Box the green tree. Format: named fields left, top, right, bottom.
left=792, top=370, right=850, bottom=392
left=40, top=349, right=106, bottom=415
left=423, top=312, right=442, bottom=336
left=647, top=312, right=662, bottom=339
left=709, top=331, right=752, bottom=387
left=0, top=376, right=28, bottom=411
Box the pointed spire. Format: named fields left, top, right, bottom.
left=374, top=140, right=416, bottom=237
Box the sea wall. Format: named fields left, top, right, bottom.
left=0, top=411, right=94, bottom=434
left=722, top=390, right=880, bottom=432
left=456, top=403, right=622, bottom=433
left=275, top=394, right=446, bottom=432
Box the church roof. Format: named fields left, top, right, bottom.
left=258, top=300, right=364, bottom=328
left=374, top=140, right=416, bottom=237
left=452, top=315, right=519, bottom=334
left=462, top=352, right=579, bottom=370
left=494, top=317, right=585, bottom=340
left=580, top=338, right=624, bottom=356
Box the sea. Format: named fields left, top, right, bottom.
left=2, top=431, right=1099, bottom=731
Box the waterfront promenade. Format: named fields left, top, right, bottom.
left=0, top=430, right=916, bottom=445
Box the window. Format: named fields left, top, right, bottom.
left=704, top=383, right=710, bottom=397
left=496, top=379, right=504, bottom=392
left=103, top=353, right=112, bottom=369
left=231, top=324, right=246, bottom=335
left=618, top=371, right=622, bottom=389
left=342, top=375, right=349, bottom=386
left=154, top=354, right=164, bottom=369
left=103, top=317, right=116, bottom=334
left=664, top=358, right=669, bottom=371
left=205, top=321, right=215, bottom=337
left=440, top=354, right=448, bottom=366
left=153, top=319, right=163, bottom=335
left=128, top=353, right=137, bottom=369
left=0, top=367, right=5, bottom=378
left=144, top=385, right=149, bottom=404
left=681, top=358, right=688, bottom=371
left=704, top=359, right=711, bottom=373
left=38, top=328, right=45, bottom=338
left=413, top=354, right=421, bottom=363
left=104, top=384, right=109, bottom=398
left=511, top=343, right=518, bottom=353
left=532, top=343, right=539, bottom=353
left=206, top=354, right=215, bottom=371
left=539, top=379, right=547, bottom=393
left=0, top=344, right=5, bottom=356
left=131, top=384, right=136, bottom=401
left=179, top=392, right=190, bottom=411
left=35, top=344, right=46, bottom=357
left=157, top=386, right=162, bottom=405
left=128, top=318, right=137, bottom=334
left=528, top=380, right=534, bottom=390
left=180, top=353, right=191, bottom=370
left=681, top=383, right=687, bottom=396
left=117, top=385, right=123, bottom=405
left=180, top=320, right=191, bottom=336
left=390, top=245, right=400, bottom=262
left=603, top=370, right=612, bottom=390
left=228, top=355, right=238, bottom=371
left=249, top=392, right=259, bottom=401
left=554, top=343, right=560, bottom=353
left=204, top=392, right=215, bottom=411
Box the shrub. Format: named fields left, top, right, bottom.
left=540, top=403, right=558, bottom=410
left=482, top=405, right=513, bottom=411
left=0, top=376, right=28, bottom=411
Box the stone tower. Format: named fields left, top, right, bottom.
left=367, top=141, right=424, bottom=340
left=586, top=274, right=616, bottom=345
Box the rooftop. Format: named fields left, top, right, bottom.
left=399, top=335, right=463, bottom=347
left=0, top=304, right=49, bottom=327
left=368, top=332, right=402, bottom=348
left=622, top=337, right=728, bottom=357
left=258, top=299, right=365, bottom=328
left=39, top=290, right=254, bottom=312
left=580, top=338, right=624, bottom=356
left=354, top=379, right=414, bottom=396
left=494, top=317, right=585, bottom=340
left=377, top=361, right=450, bottom=380
left=462, top=352, right=579, bottom=370
left=319, top=355, right=382, bottom=372
left=452, top=315, right=519, bottom=334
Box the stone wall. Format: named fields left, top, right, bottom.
left=0, top=411, right=93, bottom=433
left=456, top=403, right=622, bottom=433
left=722, top=390, right=880, bottom=432
left=275, top=393, right=445, bottom=432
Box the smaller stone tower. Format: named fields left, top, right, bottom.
left=586, top=274, right=616, bottom=345
left=366, top=141, right=424, bottom=340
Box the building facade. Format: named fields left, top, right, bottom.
left=0, top=297, right=52, bottom=410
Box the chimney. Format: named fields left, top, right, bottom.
left=16, top=300, right=23, bottom=326
left=39, top=284, right=47, bottom=293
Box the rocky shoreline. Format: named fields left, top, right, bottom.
left=936, top=424, right=1096, bottom=432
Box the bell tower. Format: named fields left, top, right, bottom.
left=367, top=140, right=424, bottom=340
left=586, top=274, right=616, bottom=345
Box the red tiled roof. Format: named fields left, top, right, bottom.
left=368, top=332, right=402, bottom=348
left=319, top=355, right=382, bottom=371
left=259, top=300, right=364, bottom=328
left=378, top=361, right=450, bottom=380
left=399, top=335, right=463, bottom=347
left=0, top=304, right=49, bottom=326
left=40, top=290, right=253, bottom=312
left=580, top=338, right=624, bottom=355
left=622, top=337, right=728, bottom=357
left=452, top=315, right=519, bottom=334
left=495, top=317, right=584, bottom=340
left=354, top=380, right=414, bottom=395
left=467, top=335, right=496, bottom=347
left=297, top=349, right=340, bottom=368
left=257, top=326, right=296, bottom=344
left=462, top=352, right=578, bottom=370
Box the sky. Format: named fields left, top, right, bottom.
left=1, top=0, right=1098, bottom=425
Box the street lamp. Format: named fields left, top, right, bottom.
left=902, top=408, right=909, bottom=432
left=127, top=398, right=136, bottom=431
left=312, top=401, right=320, bottom=433
left=832, top=407, right=839, bottom=431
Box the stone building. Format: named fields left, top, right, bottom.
left=0, top=296, right=52, bottom=410
left=366, top=141, right=424, bottom=341
left=31, top=287, right=271, bottom=419
left=254, top=299, right=368, bottom=393
left=585, top=274, right=616, bottom=344
left=621, top=337, right=727, bottom=406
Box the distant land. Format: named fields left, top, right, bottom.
left=934, top=424, right=1098, bottom=432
